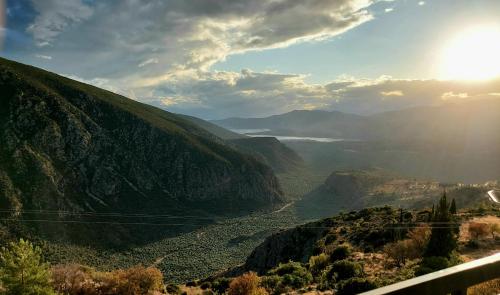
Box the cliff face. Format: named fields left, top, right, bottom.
left=0, top=58, right=283, bottom=243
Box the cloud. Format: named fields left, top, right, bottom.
left=35, top=54, right=52, bottom=60
left=138, top=58, right=159, bottom=68
left=385, top=8, right=394, bottom=13
left=22, top=0, right=377, bottom=82
left=27, top=0, right=93, bottom=46
left=380, top=90, right=403, bottom=96
left=418, top=1, right=425, bottom=6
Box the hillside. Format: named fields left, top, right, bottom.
left=178, top=114, right=247, bottom=140
left=228, top=137, right=304, bottom=173
left=214, top=104, right=500, bottom=183
left=294, top=169, right=494, bottom=220
left=212, top=110, right=366, bottom=139
left=0, top=58, right=284, bottom=245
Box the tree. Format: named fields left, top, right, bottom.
left=228, top=272, right=268, bottom=295
left=449, top=198, right=457, bottom=215
left=0, top=239, right=55, bottom=295
left=424, top=192, right=457, bottom=258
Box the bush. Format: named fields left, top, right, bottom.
left=186, top=280, right=198, bottom=287
left=416, top=256, right=449, bottom=276
left=227, top=272, right=268, bottom=295
left=383, top=240, right=413, bottom=266
left=329, top=244, right=351, bottom=262
left=200, top=281, right=212, bottom=290
left=268, top=262, right=312, bottom=289
left=260, top=275, right=281, bottom=293
left=308, top=254, right=330, bottom=277
left=0, top=239, right=56, bottom=295
left=469, top=222, right=489, bottom=240
left=328, top=260, right=363, bottom=282
left=336, top=278, right=377, bottom=295
left=51, top=264, right=164, bottom=295
left=166, top=283, right=182, bottom=294
left=212, top=277, right=231, bottom=294
left=51, top=264, right=96, bottom=294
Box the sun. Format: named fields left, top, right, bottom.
left=438, top=25, right=500, bottom=81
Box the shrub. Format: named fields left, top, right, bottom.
left=212, top=277, right=231, bottom=294
left=186, top=280, right=198, bottom=287
left=407, top=225, right=431, bottom=255
left=166, top=283, right=182, bottom=294
left=336, top=278, right=377, bottom=295
left=328, top=260, right=362, bottom=282
left=260, top=275, right=281, bottom=293
left=489, top=223, right=500, bottom=239
left=0, top=239, right=56, bottom=295
left=383, top=240, right=413, bottom=266
left=416, top=256, right=449, bottom=276
left=51, top=264, right=164, bottom=295
left=268, top=262, right=312, bottom=289
left=200, top=281, right=212, bottom=290
left=51, top=264, right=97, bottom=294
left=308, top=254, right=330, bottom=277
left=227, top=272, right=268, bottom=295
left=329, top=244, right=351, bottom=262
left=469, top=222, right=489, bottom=240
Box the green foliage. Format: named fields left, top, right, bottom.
left=166, top=283, right=182, bottom=294
left=328, top=260, right=363, bottom=282
left=425, top=192, right=457, bottom=258
left=308, top=253, right=329, bottom=277
left=449, top=198, right=457, bottom=215
left=329, top=244, right=351, bottom=262
left=336, top=278, right=377, bottom=295
left=260, top=275, right=281, bottom=293
left=415, top=256, right=450, bottom=276
left=268, top=262, right=312, bottom=289
left=0, top=239, right=55, bottom=295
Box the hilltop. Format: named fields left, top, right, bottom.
left=0, top=57, right=284, bottom=245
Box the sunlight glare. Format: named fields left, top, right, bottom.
left=439, top=25, right=500, bottom=80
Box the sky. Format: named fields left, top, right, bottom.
left=2, top=0, right=500, bottom=119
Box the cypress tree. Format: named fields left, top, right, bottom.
left=449, top=198, right=457, bottom=215
left=424, top=192, right=457, bottom=258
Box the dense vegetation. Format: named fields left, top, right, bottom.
left=0, top=57, right=284, bottom=246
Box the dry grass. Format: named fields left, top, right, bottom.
left=468, top=278, right=500, bottom=295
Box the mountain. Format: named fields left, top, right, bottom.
left=213, top=101, right=500, bottom=183
left=228, top=137, right=304, bottom=173
left=212, top=110, right=367, bottom=139
left=0, top=58, right=283, bottom=244
left=178, top=114, right=246, bottom=140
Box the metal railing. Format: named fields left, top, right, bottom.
left=360, top=252, right=500, bottom=295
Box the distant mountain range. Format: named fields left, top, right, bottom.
left=213, top=101, right=500, bottom=183
left=0, top=58, right=284, bottom=244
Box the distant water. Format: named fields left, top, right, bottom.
left=230, top=129, right=342, bottom=142
left=230, top=128, right=271, bottom=134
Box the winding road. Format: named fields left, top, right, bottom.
left=487, top=190, right=499, bottom=203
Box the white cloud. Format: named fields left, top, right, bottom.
left=385, top=8, right=394, bottom=12
left=381, top=90, right=403, bottom=96
left=27, top=0, right=93, bottom=46
left=418, top=1, right=425, bottom=6
left=35, top=54, right=52, bottom=60
left=138, top=58, right=159, bottom=68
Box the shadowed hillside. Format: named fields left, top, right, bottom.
left=0, top=58, right=284, bottom=245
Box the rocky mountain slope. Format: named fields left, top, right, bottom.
left=0, top=58, right=283, bottom=244
left=228, top=137, right=304, bottom=173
